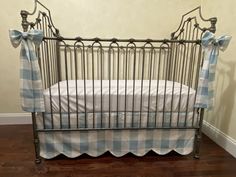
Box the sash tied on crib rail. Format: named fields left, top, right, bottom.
left=9, top=29, right=45, bottom=112
left=195, top=31, right=231, bottom=109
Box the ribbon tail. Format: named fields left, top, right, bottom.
left=22, top=40, right=31, bottom=62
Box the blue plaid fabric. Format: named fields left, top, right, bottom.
left=9, top=29, right=45, bottom=112
left=195, top=31, right=231, bottom=109
left=36, top=112, right=197, bottom=158
left=38, top=129, right=195, bottom=158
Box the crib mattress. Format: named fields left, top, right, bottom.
left=44, top=80, right=196, bottom=113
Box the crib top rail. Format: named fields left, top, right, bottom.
left=20, top=0, right=217, bottom=42
left=43, top=36, right=201, bottom=44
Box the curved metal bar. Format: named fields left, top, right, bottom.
left=171, top=6, right=217, bottom=39
left=27, top=0, right=38, bottom=15
left=43, top=37, right=200, bottom=44
left=20, top=0, right=59, bottom=35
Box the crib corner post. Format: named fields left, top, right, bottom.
left=20, top=10, right=29, bottom=32
left=193, top=108, right=204, bottom=159
left=31, top=112, right=41, bottom=164
left=209, top=17, right=217, bottom=33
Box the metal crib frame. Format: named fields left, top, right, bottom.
left=20, top=0, right=217, bottom=164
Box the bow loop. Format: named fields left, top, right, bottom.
left=202, top=31, right=231, bottom=52
left=216, top=35, right=232, bottom=52
left=9, top=29, right=43, bottom=61
left=9, top=30, right=23, bottom=48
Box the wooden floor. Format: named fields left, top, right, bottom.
left=0, top=125, right=235, bottom=177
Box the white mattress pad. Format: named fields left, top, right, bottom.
left=44, top=80, right=196, bottom=113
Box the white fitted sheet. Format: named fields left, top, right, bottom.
left=44, top=80, right=196, bottom=113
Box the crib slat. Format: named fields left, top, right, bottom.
left=185, top=44, right=196, bottom=127
left=139, top=47, right=146, bottom=128
left=52, top=34, right=57, bottom=85
left=132, top=44, right=137, bottom=127
left=170, top=43, right=179, bottom=127
left=162, top=47, right=169, bottom=127
left=147, top=44, right=154, bottom=127
left=124, top=44, right=129, bottom=128
left=100, top=47, right=103, bottom=128
left=177, top=44, right=187, bottom=127
left=192, top=26, right=200, bottom=87
left=183, top=20, right=192, bottom=127
left=82, top=43, right=87, bottom=129
left=108, top=45, right=111, bottom=128
left=41, top=16, right=48, bottom=89
left=91, top=44, right=95, bottom=128
left=45, top=41, right=54, bottom=129
left=74, top=43, right=79, bottom=128
left=185, top=44, right=193, bottom=127
left=64, top=45, right=71, bottom=129
left=116, top=44, right=120, bottom=128
left=40, top=39, right=46, bottom=129
left=55, top=40, right=62, bottom=129
left=155, top=45, right=163, bottom=128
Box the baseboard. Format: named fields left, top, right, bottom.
left=0, top=113, right=32, bottom=125
left=203, top=120, right=236, bottom=158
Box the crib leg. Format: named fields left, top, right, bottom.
left=194, top=130, right=201, bottom=159
left=34, top=138, right=41, bottom=164
left=31, top=112, right=41, bottom=164
left=193, top=108, right=204, bottom=159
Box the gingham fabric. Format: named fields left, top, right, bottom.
left=9, top=29, right=45, bottom=112
left=195, top=31, right=231, bottom=109
left=36, top=112, right=197, bottom=158
left=39, top=129, right=195, bottom=158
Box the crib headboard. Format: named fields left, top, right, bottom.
left=171, top=6, right=217, bottom=40
left=20, top=1, right=217, bottom=91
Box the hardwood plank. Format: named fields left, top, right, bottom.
left=0, top=125, right=235, bottom=177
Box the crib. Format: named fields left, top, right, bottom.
left=18, top=1, right=218, bottom=163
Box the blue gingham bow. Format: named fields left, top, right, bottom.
left=195, top=31, right=231, bottom=109
left=9, top=29, right=45, bottom=112
left=202, top=31, right=231, bottom=56
left=9, top=29, right=43, bottom=61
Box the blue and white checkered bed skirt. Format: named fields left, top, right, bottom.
left=39, top=129, right=195, bottom=158
left=37, top=112, right=198, bottom=158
